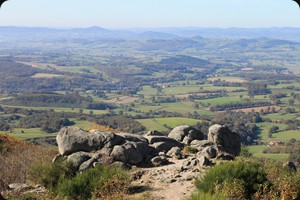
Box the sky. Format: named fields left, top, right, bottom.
left=0, top=0, right=300, bottom=28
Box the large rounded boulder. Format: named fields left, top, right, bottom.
left=168, top=125, right=204, bottom=145
left=207, top=124, right=241, bottom=156
left=56, top=127, right=123, bottom=156
left=111, top=141, right=154, bottom=165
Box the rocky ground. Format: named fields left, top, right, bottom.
left=129, top=156, right=205, bottom=200
left=2, top=124, right=241, bottom=199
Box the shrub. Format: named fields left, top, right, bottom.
left=263, top=160, right=300, bottom=200
left=92, top=173, right=129, bottom=200
left=29, top=159, right=75, bottom=192
left=195, top=160, right=267, bottom=199
left=188, top=191, right=228, bottom=200
left=30, top=162, right=129, bottom=200
left=192, top=158, right=300, bottom=200
left=183, top=146, right=198, bottom=155
left=214, top=179, right=246, bottom=200
left=239, top=146, right=253, bottom=158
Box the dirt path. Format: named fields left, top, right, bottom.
left=129, top=157, right=204, bottom=200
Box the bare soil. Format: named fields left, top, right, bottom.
left=103, top=96, right=140, bottom=104
left=128, top=157, right=203, bottom=200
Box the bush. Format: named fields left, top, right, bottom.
left=29, top=162, right=129, bottom=200
left=239, top=146, right=253, bottom=158
left=263, top=160, right=300, bottom=200
left=29, top=159, right=75, bottom=192
left=195, top=160, right=267, bottom=199
left=192, top=158, right=300, bottom=200
left=183, top=146, right=198, bottom=155
left=188, top=191, right=228, bottom=200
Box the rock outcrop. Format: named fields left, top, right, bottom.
left=207, top=124, right=241, bottom=156
left=54, top=124, right=241, bottom=171
left=56, top=127, right=123, bottom=156
left=168, top=125, right=204, bottom=145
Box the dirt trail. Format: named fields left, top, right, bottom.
left=129, top=157, right=204, bottom=200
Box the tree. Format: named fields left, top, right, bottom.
left=288, top=99, right=295, bottom=106
left=268, top=126, right=279, bottom=135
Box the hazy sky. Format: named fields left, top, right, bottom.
left=0, top=0, right=300, bottom=28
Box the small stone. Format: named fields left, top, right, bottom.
left=166, top=147, right=183, bottom=159
left=186, top=175, right=194, bottom=181
left=198, top=155, right=211, bottom=167
left=159, top=152, right=166, bottom=157
left=174, top=174, right=182, bottom=178
left=8, top=183, right=32, bottom=193
left=151, top=156, right=169, bottom=166
left=52, top=154, right=63, bottom=163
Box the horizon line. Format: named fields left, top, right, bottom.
left=1, top=26, right=300, bottom=30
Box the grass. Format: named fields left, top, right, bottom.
left=159, top=102, right=196, bottom=114
left=197, top=110, right=215, bottom=116
left=55, top=66, right=101, bottom=74
left=207, top=76, right=246, bottom=83
left=199, top=96, right=243, bottom=105
left=5, top=120, right=91, bottom=140
left=163, top=85, right=202, bottom=95
left=0, top=104, right=109, bottom=115
left=6, top=128, right=55, bottom=140
left=136, top=105, right=164, bottom=112
left=137, top=119, right=169, bottom=132
left=272, top=130, right=300, bottom=141
left=154, top=117, right=200, bottom=128
left=247, top=145, right=289, bottom=160
left=137, top=86, right=157, bottom=96
left=137, top=117, right=200, bottom=132
left=264, top=113, right=296, bottom=120
left=70, top=119, right=92, bottom=130
left=256, top=122, right=287, bottom=142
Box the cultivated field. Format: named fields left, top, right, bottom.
left=31, top=73, right=65, bottom=78
left=102, top=96, right=140, bottom=104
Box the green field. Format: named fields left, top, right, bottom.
left=0, top=104, right=109, bottom=115
left=6, top=128, right=55, bottom=140
left=257, top=122, right=287, bottom=142
left=138, top=117, right=200, bottom=132
left=70, top=120, right=92, bottom=130
left=198, top=96, right=243, bottom=105
left=265, top=113, right=297, bottom=120
left=137, top=119, right=169, bottom=132
left=247, top=145, right=289, bottom=160
left=208, top=76, right=246, bottom=83
left=154, top=117, right=200, bottom=128
left=272, top=130, right=300, bottom=142
left=4, top=120, right=91, bottom=140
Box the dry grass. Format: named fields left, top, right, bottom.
left=0, top=133, right=57, bottom=191
left=174, top=93, right=217, bottom=99
left=31, top=73, right=65, bottom=78
left=208, top=76, right=246, bottom=83
left=88, top=123, right=120, bottom=133
left=229, top=106, right=281, bottom=113
left=102, top=96, right=139, bottom=104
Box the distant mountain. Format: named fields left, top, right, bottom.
left=0, top=26, right=176, bottom=41
left=152, top=27, right=300, bottom=41
left=125, top=27, right=300, bottom=41
left=138, top=31, right=176, bottom=39
left=2, top=26, right=300, bottom=42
